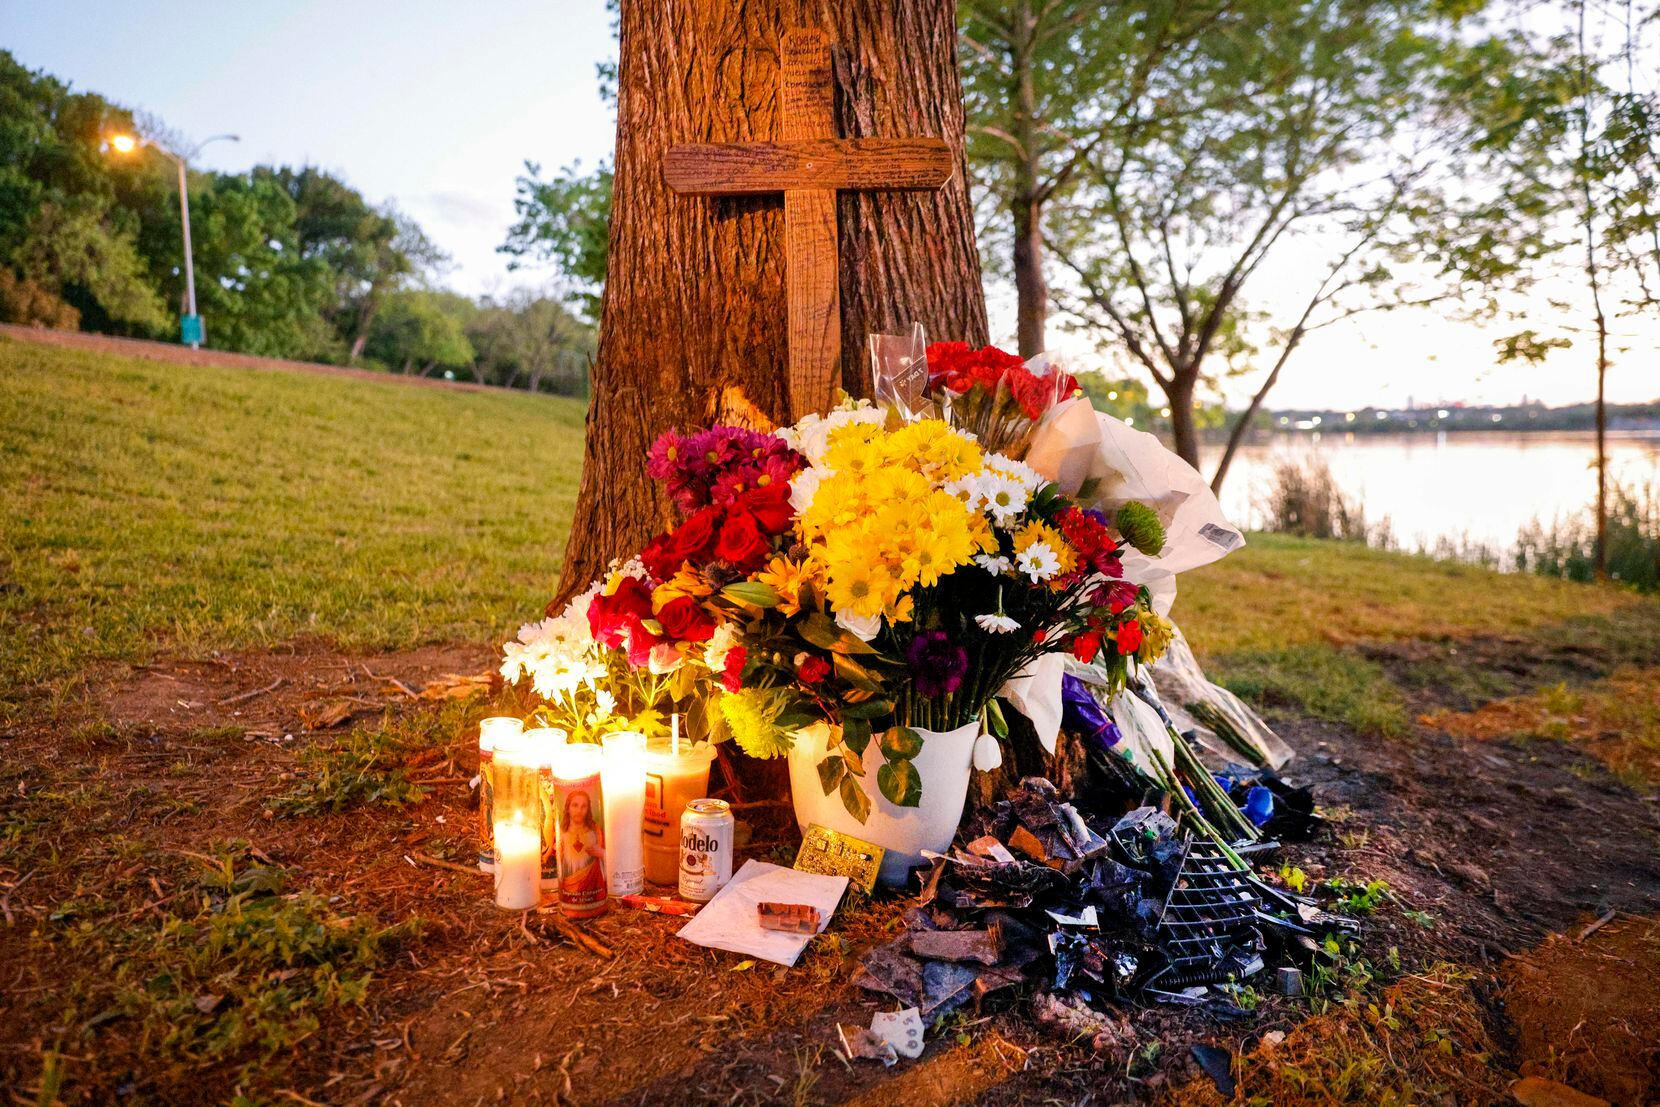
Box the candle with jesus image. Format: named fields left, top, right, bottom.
left=522, top=726, right=568, bottom=889
left=548, top=741, right=608, bottom=917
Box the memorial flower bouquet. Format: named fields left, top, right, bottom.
left=526, top=401, right=1172, bottom=823
left=922, top=340, right=1080, bottom=457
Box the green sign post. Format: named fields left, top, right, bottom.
left=180, top=314, right=204, bottom=347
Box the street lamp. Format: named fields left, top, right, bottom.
left=107, top=130, right=239, bottom=348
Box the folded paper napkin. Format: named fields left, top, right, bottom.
left=677, top=860, right=849, bottom=967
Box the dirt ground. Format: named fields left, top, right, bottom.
left=2, top=637, right=1658, bottom=1106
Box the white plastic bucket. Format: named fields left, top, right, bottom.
left=786, top=720, right=979, bottom=886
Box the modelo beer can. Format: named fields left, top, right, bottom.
left=678, top=798, right=734, bottom=903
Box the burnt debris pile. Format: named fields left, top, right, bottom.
left=855, top=778, right=1356, bottom=1022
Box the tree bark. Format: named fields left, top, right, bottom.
left=557, top=0, right=988, bottom=601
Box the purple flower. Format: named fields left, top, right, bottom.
left=906, top=631, right=969, bottom=698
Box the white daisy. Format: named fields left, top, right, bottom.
left=974, top=553, right=1013, bottom=575
left=1015, top=541, right=1061, bottom=582
left=975, top=612, right=1020, bottom=634
left=984, top=455, right=1046, bottom=493
left=977, top=472, right=1028, bottom=526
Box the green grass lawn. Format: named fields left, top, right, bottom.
left=0, top=338, right=584, bottom=708
left=5, top=335, right=1658, bottom=774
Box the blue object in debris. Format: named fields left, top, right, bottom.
left=1242, top=785, right=1275, bottom=827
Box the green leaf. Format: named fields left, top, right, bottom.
left=799, top=611, right=878, bottom=655
left=722, top=581, right=780, bottom=607
left=841, top=746, right=864, bottom=777
left=841, top=715, right=872, bottom=756
left=986, top=698, right=1009, bottom=739
left=840, top=698, right=894, bottom=720
left=877, top=759, right=922, bottom=808
left=879, top=725, right=923, bottom=761
left=839, top=775, right=872, bottom=823
left=798, top=612, right=843, bottom=650
left=832, top=652, right=883, bottom=691
left=816, top=754, right=845, bottom=796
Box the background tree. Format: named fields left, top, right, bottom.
left=468, top=288, right=594, bottom=394
left=557, top=0, right=989, bottom=598
left=364, top=289, right=477, bottom=377
left=960, top=0, right=1248, bottom=356
left=1481, top=0, right=1660, bottom=579
left=500, top=161, right=613, bottom=322
left=966, top=1, right=1530, bottom=489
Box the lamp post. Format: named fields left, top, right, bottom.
left=108, top=131, right=239, bottom=349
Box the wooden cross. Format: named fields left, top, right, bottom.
left=664, top=28, right=955, bottom=420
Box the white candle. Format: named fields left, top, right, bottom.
left=492, top=817, right=541, bottom=910
left=601, top=731, right=648, bottom=897
left=475, top=717, right=525, bottom=872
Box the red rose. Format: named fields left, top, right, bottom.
left=668, top=506, right=722, bottom=563
left=640, top=531, right=681, bottom=581
left=588, top=576, right=653, bottom=648
left=656, top=596, right=716, bottom=643
left=721, top=644, right=746, bottom=692
left=733, top=483, right=794, bottom=536
left=1115, top=619, right=1143, bottom=655
left=1070, top=631, right=1102, bottom=664
left=714, top=511, right=771, bottom=571
left=797, top=655, right=831, bottom=684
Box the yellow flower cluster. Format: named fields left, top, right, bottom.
left=822, top=418, right=984, bottom=483
left=799, top=421, right=993, bottom=620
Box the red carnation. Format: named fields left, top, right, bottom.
left=1115, top=619, right=1144, bottom=655
left=721, top=644, right=747, bottom=692
left=1070, top=631, right=1102, bottom=664
left=656, top=596, right=716, bottom=643
left=797, top=655, right=831, bottom=684
left=714, top=511, right=772, bottom=571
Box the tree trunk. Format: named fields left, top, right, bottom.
left=1595, top=318, right=1608, bottom=581
left=1012, top=192, right=1046, bottom=357
left=557, top=0, right=988, bottom=601
left=1009, top=1, right=1045, bottom=358
left=1164, top=370, right=1201, bottom=469
left=1210, top=325, right=1306, bottom=494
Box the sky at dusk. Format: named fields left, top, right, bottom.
left=6, top=0, right=1656, bottom=410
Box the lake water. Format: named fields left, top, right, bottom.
left=1199, top=431, right=1660, bottom=554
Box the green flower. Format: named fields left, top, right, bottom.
left=1115, top=501, right=1166, bottom=557
left=718, top=687, right=795, bottom=759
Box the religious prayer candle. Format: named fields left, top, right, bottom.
left=601, top=731, right=648, bottom=897
left=548, top=742, right=608, bottom=917
left=641, top=737, right=717, bottom=886
left=489, top=730, right=543, bottom=910
left=475, top=717, right=525, bottom=873
left=492, top=818, right=542, bottom=910
left=522, top=727, right=568, bottom=889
